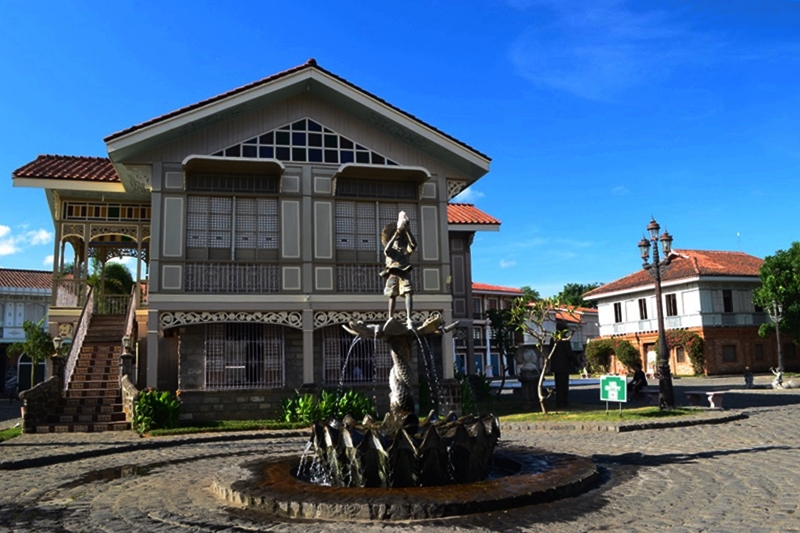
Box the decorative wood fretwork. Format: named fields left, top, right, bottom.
left=313, top=310, right=441, bottom=329
left=447, top=180, right=467, bottom=200
left=159, top=310, right=303, bottom=330
left=61, top=223, right=86, bottom=239
left=58, top=322, right=75, bottom=339
left=124, top=164, right=152, bottom=193
left=90, top=224, right=139, bottom=241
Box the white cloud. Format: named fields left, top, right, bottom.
left=27, top=229, right=52, bottom=246
left=452, top=187, right=485, bottom=203
left=612, top=185, right=629, bottom=196
left=508, top=0, right=717, bottom=101
left=0, top=225, right=54, bottom=257
left=42, top=255, right=54, bottom=267
left=500, top=259, right=517, bottom=268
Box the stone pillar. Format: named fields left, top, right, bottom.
left=302, top=309, right=314, bottom=385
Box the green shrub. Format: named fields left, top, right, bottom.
left=614, top=339, right=641, bottom=371
left=585, top=338, right=614, bottom=373
left=134, top=389, right=181, bottom=433
left=279, top=389, right=376, bottom=425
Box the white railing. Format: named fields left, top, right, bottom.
left=64, top=287, right=94, bottom=390
left=125, top=284, right=138, bottom=344
left=185, top=262, right=280, bottom=293
left=55, top=279, right=87, bottom=308
left=95, top=294, right=131, bottom=315
left=602, top=311, right=768, bottom=336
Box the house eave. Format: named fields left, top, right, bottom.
left=448, top=223, right=500, bottom=232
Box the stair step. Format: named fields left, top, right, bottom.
left=57, top=404, right=121, bottom=415
left=63, top=397, right=122, bottom=407
left=51, top=412, right=127, bottom=423
left=33, top=422, right=131, bottom=433
left=68, top=381, right=119, bottom=390
left=66, top=389, right=121, bottom=398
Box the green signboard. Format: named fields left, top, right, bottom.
left=600, top=375, right=627, bottom=403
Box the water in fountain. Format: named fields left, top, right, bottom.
left=298, top=411, right=500, bottom=488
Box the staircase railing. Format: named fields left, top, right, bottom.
left=64, top=286, right=95, bottom=391
left=96, top=294, right=131, bottom=315
left=121, top=284, right=138, bottom=383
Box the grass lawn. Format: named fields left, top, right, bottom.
left=499, top=405, right=698, bottom=423
left=146, top=419, right=308, bottom=437
left=0, top=425, right=22, bottom=442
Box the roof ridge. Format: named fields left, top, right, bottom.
left=103, top=60, right=490, bottom=161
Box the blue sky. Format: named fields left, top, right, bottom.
left=1, top=0, right=799, bottom=296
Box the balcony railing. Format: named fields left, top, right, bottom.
left=54, top=279, right=88, bottom=308
left=184, top=262, right=280, bottom=293
left=602, top=312, right=769, bottom=336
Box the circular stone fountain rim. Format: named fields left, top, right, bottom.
left=213, top=446, right=599, bottom=521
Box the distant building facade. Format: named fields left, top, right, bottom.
left=584, top=249, right=793, bottom=375
left=0, top=269, right=51, bottom=394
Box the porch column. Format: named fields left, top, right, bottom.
left=302, top=309, right=314, bottom=384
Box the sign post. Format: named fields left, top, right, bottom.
left=600, top=375, right=627, bottom=415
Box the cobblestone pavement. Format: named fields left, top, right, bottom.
left=1, top=376, right=799, bottom=532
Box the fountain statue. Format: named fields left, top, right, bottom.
left=299, top=211, right=500, bottom=488
left=211, top=211, right=599, bottom=519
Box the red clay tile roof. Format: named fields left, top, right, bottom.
left=12, top=155, right=119, bottom=183
left=447, top=203, right=501, bottom=225
left=104, top=59, right=490, bottom=161
left=472, top=282, right=522, bottom=294
left=584, top=249, right=763, bottom=299
left=0, top=269, right=52, bottom=290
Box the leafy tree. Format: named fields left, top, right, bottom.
left=752, top=242, right=800, bottom=371
left=554, top=282, right=602, bottom=308
left=88, top=259, right=134, bottom=295
left=486, top=308, right=518, bottom=397
left=613, top=339, right=640, bottom=371
left=7, top=319, right=54, bottom=389
left=510, top=297, right=580, bottom=414
left=520, top=285, right=540, bottom=302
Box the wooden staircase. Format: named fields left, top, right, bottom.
left=35, top=315, right=131, bottom=433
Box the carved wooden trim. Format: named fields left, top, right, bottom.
left=313, top=310, right=441, bottom=329
left=159, top=310, right=303, bottom=330
left=447, top=180, right=467, bottom=200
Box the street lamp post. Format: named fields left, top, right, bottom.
left=638, top=218, right=675, bottom=409
left=767, top=301, right=784, bottom=373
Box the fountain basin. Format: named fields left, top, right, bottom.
left=213, top=446, right=599, bottom=521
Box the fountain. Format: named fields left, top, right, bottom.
left=212, top=212, right=599, bottom=520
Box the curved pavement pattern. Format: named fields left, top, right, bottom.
left=1, top=376, right=799, bottom=532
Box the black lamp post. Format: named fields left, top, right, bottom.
left=638, top=218, right=675, bottom=409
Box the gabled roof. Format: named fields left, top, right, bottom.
left=12, top=155, right=119, bottom=183
left=472, top=282, right=522, bottom=295
left=0, top=268, right=52, bottom=290
left=584, top=249, right=763, bottom=300
left=447, top=203, right=501, bottom=228
left=104, top=59, right=490, bottom=180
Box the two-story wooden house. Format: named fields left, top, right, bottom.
left=583, top=249, right=793, bottom=375
left=12, top=59, right=499, bottom=422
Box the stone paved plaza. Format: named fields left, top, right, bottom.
left=1, top=376, right=799, bottom=532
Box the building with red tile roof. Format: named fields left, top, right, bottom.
left=1, top=268, right=53, bottom=395
left=11, top=59, right=504, bottom=423
left=583, top=249, right=792, bottom=376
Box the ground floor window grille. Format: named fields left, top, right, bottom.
left=204, top=323, right=284, bottom=390
left=321, top=325, right=391, bottom=385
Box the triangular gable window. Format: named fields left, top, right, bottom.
left=212, top=118, right=398, bottom=166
